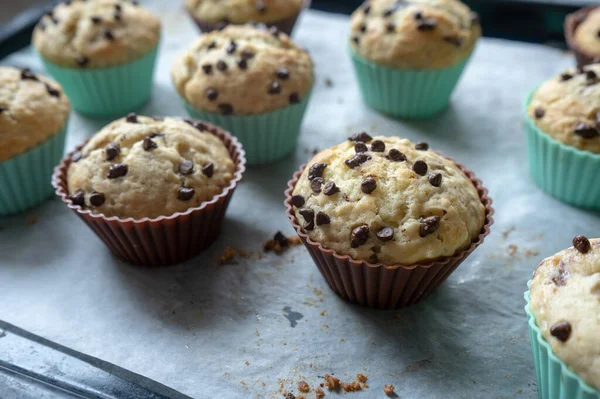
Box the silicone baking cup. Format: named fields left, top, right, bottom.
left=183, top=93, right=311, bottom=165
left=350, top=50, right=472, bottom=119
left=52, top=121, right=246, bottom=266
left=284, top=158, right=494, bottom=309
left=524, top=90, right=600, bottom=210
left=565, top=7, right=599, bottom=67
left=40, top=46, right=159, bottom=118
left=524, top=282, right=600, bottom=399
left=0, top=125, right=67, bottom=216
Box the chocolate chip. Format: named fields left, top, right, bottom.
left=256, top=2, right=266, bottom=13
left=386, top=23, right=395, bottom=33
left=349, top=132, right=372, bottom=142
left=362, top=4, right=371, bottom=14
left=70, top=190, right=85, bottom=206
left=107, top=163, right=128, bottom=179
left=574, top=122, right=599, bottom=139
left=345, top=153, right=370, bottom=168
left=420, top=216, right=440, bottom=237
left=383, top=8, right=394, bottom=17
left=299, top=208, right=315, bottom=230
left=323, top=181, right=340, bottom=196
left=355, top=142, right=368, bottom=153
left=387, top=149, right=406, bottom=162
left=577, top=66, right=585, bottom=74
left=218, top=104, right=233, bottom=115
left=105, top=143, right=120, bottom=161
left=114, top=12, right=121, bottom=21
left=276, top=67, right=290, bottom=80
left=71, top=151, right=82, bottom=162
left=226, top=41, right=237, bottom=54
left=178, top=187, right=195, bottom=201
left=0, top=105, right=5, bottom=113
left=104, top=29, right=114, bottom=40
left=316, top=211, right=331, bottom=226
left=376, top=227, right=394, bottom=242
left=76, top=56, right=89, bottom=67
left=308, top=163, right=327, bottom=180
left=413, top=160, right=428, bottom=176
left=241, top=49, right=255, bottom=59
left=274, top=231, right=288, bottom=247
left=534, top=108, right=545, bottom=119
left=415, top=142, right=429, bottom=151
left=206, top=88, right=219, bottom=101
left=550, top=321, right=572, bottom=342
left=560, top=73, right=573, bottom=81
left=370, top=140, right=385, bottom=152
left=361, top=177, right=376, bottom=194
left=414, top=11, right=423, bottom=19
left=351, top=224, right=370, bottom=248
left=126, top=113, right=138, bottom=123
left=184, top=119, right=208, bottom=131
left=202, top=162, right=214, bottom=178
left=443, top=36, right=463, bottom=47
left=143, top=137, right=157, bottom=151
left=20, top=68, right=38, bottom=81
left=238, top=59, right=248, bottom=70
left=208, top=41, right=217, bottom=50
left=417, top=19, right=437, bottom=31
left=352, top=36, right=360, bottom=45
left=115, top=4, right=122, bottom=11
left=311, top=177, right=324, bottom=194
left=573, top=235, right=591, bottom=254
left=268, top=81, right=281, bottom=95
left=289, top=93, right=300, bottom=104
left=216, top=60, right=228, bottom=71
left=428, top=173, right=442, bottom=187
left=552, top=261, right=567, bottom=287
left=91, top=16, right=101, bottom=24
left=179, top=160, right=194, bottom=175
left=89, top=192, right=105, bottom=207
left=291, top=194, right=305, bottom=207
left=46, top=84, right=60, bottom=98
left=586, top=70, right=598, bottom=80
left=359, top=24, right=366, bottom=33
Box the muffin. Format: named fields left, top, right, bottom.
left=33, top=0, right=161, bottom=117
left=185, top=0, right=304, bottom=35
left=0, top=66, right=70, bottom=215
left=172, top=24, right=314, bottom=165
left=53, top=115, right=246, bottom=265
left=525, top=64, right=600, bottom=209
left=349, top=0, right=481, bottom=119
left=526, top=235, right=600, bottom=398
left=285, top=133, right=493, bottom=309
left=566, top=7, right=600, bottom=67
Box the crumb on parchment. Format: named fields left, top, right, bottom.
left=384, top=384, right=395, bottom=396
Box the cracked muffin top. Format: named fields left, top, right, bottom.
left=528, top=64, right=600, bottom=154
left=290, top=134, right=485, bottom=265
left=67, top=115, right=235, bottom=220
left=0, top=67, right=70, bottom=161
left=349, top=0, right=481, bottom=69
left=572, top=7, right=600, bottom=58
left=529, top=236, right=600, bottom=390
left=32, top=0, right=160, bottom=68
left=185, top=0, right=303, bottom=25
left=172, top=24, right=314, bottom=115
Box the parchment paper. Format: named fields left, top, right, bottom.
left=2, top=3, right=599, bottom=398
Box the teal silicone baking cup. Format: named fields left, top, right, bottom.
left=524, top=282, right=600, bottom=399
left=0, top=125, right=67, bottom=216
left=349, top=50, right=471, bottom=119
left=183, top=94, right=311, bottom=165
left=40, top=46, right=158, bottom=118
left=524, top=90, right=600, bottom=210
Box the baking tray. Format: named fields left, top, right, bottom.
left=1, top=3, right=599, bottom=398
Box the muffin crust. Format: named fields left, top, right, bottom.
left=573, top=8, right=600, bottom=57
left=185, top=0, right=302, bottom=24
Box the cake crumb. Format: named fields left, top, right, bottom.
left=219, top=246, right=238, bottom=264
left=507, top=244, right=518, bottom=256
left=384, top=384, right=395, bottom=396
left=284, top=393, right=296, bottom=399
left=356, top=374, right=368, bottom=383
left=324, top=374, right=340, bottom=390
left=315, top=387, right=325, bottom=398
left=298, top=381, right=310, bottom=393
left=245, top=361, right=250, bottom=366
left=342, top=381, right=362, bottom=392
left=325, top=77, right=334, bottom=87
left=264, top=232, right=301, bottom=254
left=320, top=310, right=326, bottom=316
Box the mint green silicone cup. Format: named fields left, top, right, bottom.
left=40, top=46, right=158, bottom=118
left=524, top=90, right=600, bottom=210
left=525, top=282, right=600, bottom=399
left=183, top=94, right=311, bottom=165
left=350, top=49, right=471, bottom=119
left=0, top=125, right=67, bottom=216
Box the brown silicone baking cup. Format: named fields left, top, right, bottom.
left=188, top=0, right=310, bottom=35
left=285, top=157, right=494, bottom=310
left=565, top=7, right=600, bottom=67
left=52, top=121, right=246, bottom=267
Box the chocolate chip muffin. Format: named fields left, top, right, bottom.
left=529, top=236, right=600, bottom=390
left=172, top=24, right=314, bottom=116
left=566, top=7, right=600, bottom=67
left=528, top=64, right=600, bottom=154
left=67, top=115, right=236, bottom=220
left=0, top=66, right=70, bottom=161
left=290, top=134, right=486, bottom=265
left=32, top=0, right=161, bottom=68
left=349, top=0, right=481, bottom=69
left=185, top=0, right=303, bottom=34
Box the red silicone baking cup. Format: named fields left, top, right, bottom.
left=565, top=7, right=599, bottom=67
left=188, top=0, right=311, bottom=35
left=285, top=157, right=494, bottom=310
left=52, top=121, right=246, bottom=267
